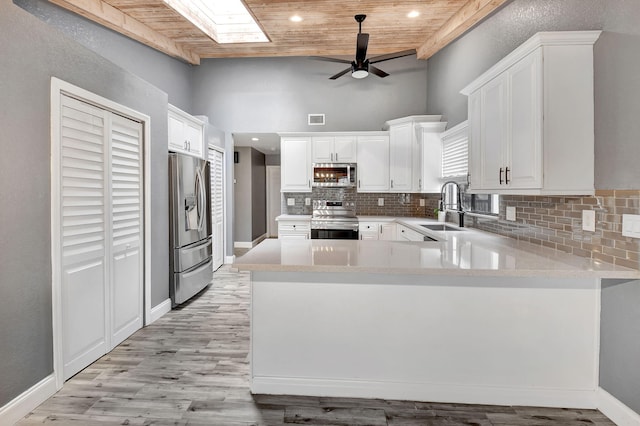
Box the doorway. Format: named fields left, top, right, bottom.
left=266, top=166, right=282, bottom=238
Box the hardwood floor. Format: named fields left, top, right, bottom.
left=19, top=266, right=614, bottom=425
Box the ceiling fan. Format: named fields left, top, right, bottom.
left=314, top=14, right=416, bottom=80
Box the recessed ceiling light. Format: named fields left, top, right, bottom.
left=163, top=0, right=269, bottom=44
left=407, top=10, right=420, bottom=18
left=251, top=137, right=260, bottom=141
left=289, top=15, right=303, bottom=23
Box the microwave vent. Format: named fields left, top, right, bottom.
left=308, top=113, right=325, bottom=126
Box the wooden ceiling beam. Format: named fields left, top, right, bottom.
left=48, top=0, right=201, bottom=65
left=416, top=0, right=510, bottom=60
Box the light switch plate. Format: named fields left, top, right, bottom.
left=419, top=199, right=425, bottom=207
left=506, top=206, right=516, bottom=221
left=305, top=198, right=311, bottom=206
left=582, top=210, right=596, bottom=232
left=622, top=214, right=640, bottom=238
left=287, top=198, right=295, bottom=206
left=378, top=198, right=384, bottom=207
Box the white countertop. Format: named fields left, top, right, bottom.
left=235, top=218, right=640, bottom=279
left=275, top=214, right=311, bottom=221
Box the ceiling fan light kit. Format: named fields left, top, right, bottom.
left=314, top=14, right=416, bottom=80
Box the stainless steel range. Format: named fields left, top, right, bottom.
left=311, top=200, right=359, bottom=240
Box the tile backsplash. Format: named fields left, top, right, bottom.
left=469, top=190, right=640, bottom=269
left=282, top=188, right=441, bottom=217
left=281, top=189, right=640, bottom=270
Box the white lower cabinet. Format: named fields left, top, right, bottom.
left=396, top=224, right=425, bottom=242
left=278, top=218, right=310, bottom=239
left=359, top=221, right=397, bottom=240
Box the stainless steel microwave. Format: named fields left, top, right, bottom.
left=312, top=163, right=356, bottom=187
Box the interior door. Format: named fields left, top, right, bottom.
left=109, top=113, right=143, bottom=348
left=58, top=94, right=143, bottom=380
left=209, top=147, right=224, bottom=270
left=60, top=95, right=109, bottom=380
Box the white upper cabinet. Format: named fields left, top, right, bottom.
left=419, top=121, right=449, bottom=193
left=281, top=136, right=312, bottom=192
left=168, top=104, right=204, bottom=158
left=356, top=135, right=390, bottom=192
left=461, top=31, right=601, bottom=195
left=312, top=135, right=357, bottom=163
left=386, top=116, right=442, bottom=193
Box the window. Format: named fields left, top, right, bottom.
left=440, top=121, right=499, bottom=216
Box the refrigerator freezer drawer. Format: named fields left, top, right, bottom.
left=174, top=237, right=212, bottom=272
left=172, top=258, right=213, bottom=306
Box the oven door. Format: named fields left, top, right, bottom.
left=311, top=229, right=359, bottom=240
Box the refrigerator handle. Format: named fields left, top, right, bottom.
left=196, top=167, right=206, bottom=231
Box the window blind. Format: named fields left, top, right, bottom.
left=441, top=122, right=468, bottom=178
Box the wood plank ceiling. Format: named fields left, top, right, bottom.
left=48, top=0, right=510, bottom=65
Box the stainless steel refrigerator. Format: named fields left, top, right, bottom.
left=169, top=152, right=213, bottom=306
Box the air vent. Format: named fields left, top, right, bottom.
left=308, top=114, right=325, bottom=126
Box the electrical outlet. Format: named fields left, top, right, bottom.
left=419, top=199, right=425, bottom=207
left=287, top=198, right=295, bottom=206
left=582, top=210, right=596, bottom=232
left=378, top=198, right=384, bottom=207
left=305, top=198, right=311, bottom=206
left=506, top=206, right=516, bottom=221
left=622, top=214, right=640, bottom=238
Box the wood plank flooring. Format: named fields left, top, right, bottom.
left=18, top=266, right=615, bottom=425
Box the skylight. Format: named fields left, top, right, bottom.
left=163, top=0, right=269, bottom=44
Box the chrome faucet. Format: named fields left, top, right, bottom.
left=440, top=180, right=465, bottom=227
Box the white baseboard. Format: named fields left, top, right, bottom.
left=251, top=376, right=597, bottom=409
left=234, top=233, right=267, bottom=249
left=225, top=255, right=236, bottom=264
left=147, top=298, right=172, bottom=325
left=598, top=387, right=640, bottom=426
left=0, top=374, right=57, bottom=425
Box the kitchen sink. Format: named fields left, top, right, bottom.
left=420, top=224, right=464, bottom=232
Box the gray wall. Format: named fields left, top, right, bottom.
left=0, top=0, right=190, bottom=406
left=251, top=149, right=267, bottom=240
left=425, top=0, right=640, bottom=190
left=15, top=0, right=194, bottom=112
left=600, top=279, right=640, bottom=413
left=191, top=55, right=429, bottom=133
left=425, top=0, right=640, bottom=414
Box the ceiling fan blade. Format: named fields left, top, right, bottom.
left=310, top=56, right=352, bottom=64
left=329, top=67, right=352, bottom=80
left=369, top=49, right=416, bottom=64
left=368, top=65, right=389, bottom=78
left=356, top=33, right=369, bottom=63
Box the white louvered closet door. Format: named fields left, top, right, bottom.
left=209, top=148, right=224, bottom=270
left=59, top=95, right=142, bottom=381
left=109, top=113, right=143, bottom=348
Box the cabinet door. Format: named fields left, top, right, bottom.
left=168, top=112, right=185, bottom=152
left=311, top=137, right=334, bottom=163
left=334, top=136, right=357, bottom=162
left=356, top=135, right=389, bottom=192
left=184, top=120, right=203, bottom=158
left=467, top=91, right=482, bottom=191
left=379, top=222, right=396, bottom=240
left=281, top=138, right=312, bottom=192
left=359, top=222, right=379, bottom=240
left=389, top=122, right=413, bottom=192
left=479, top=73, right=509, bottom=190
left=508, top=50, right=542, bottom=189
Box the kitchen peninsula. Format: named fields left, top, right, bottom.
left=233, top=220, right=639, bottom=410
